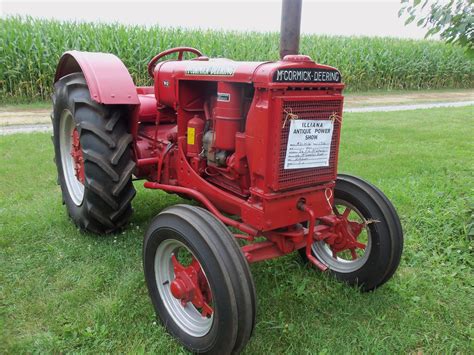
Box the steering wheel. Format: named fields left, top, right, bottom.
left=147, top=47, right=203, bottom=78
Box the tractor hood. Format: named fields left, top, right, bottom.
left=155, top=55, right=344, bottom=89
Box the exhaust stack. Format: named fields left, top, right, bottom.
left=279, top=0, right=303, bottom=59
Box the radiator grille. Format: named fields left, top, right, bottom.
left=276, top=99, right=342, bottom=190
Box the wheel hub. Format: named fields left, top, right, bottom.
left=59, top=109, right=85, bottom=206
left=170, top=255, right=213, bottom=317
left=70, top=128, right=85, bottom=184
left=170, top=278, right=191, bottom=302
left=332, top=216, right=366, bottom=253
left=319, top=211, right=366, bottom=257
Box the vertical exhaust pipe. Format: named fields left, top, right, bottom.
left=279, top=0, right=303, bottom=59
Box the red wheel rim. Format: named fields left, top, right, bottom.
left=70, top=128, right=85, bottom=184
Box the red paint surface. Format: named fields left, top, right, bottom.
left=55, top=48, right=352, bottom=266
left=170, top=255, right=213, bottom=317
left=55, top=51, right=139, bottom=105
left=70, top=128, right=85, bottom=184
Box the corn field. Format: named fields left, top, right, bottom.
left=1, top=16, right=473, bottom=103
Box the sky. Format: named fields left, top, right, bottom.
left=1, top=0, right=431, bottom=39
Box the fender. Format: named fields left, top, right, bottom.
left=54, top=50, right=140, bottom=105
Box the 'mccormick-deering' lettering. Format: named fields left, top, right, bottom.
left=273, top=68, right=341, bottom=83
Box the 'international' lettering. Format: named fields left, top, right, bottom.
left=185, top=60, right=237, bottom=76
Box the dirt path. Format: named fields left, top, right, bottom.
left=344, top=90, right=473, bottom=107
left=0, top=108, right=51, bottom=126
left=1, top=90, right=472, bottom=133
left=345, top=100, right=474, bottom=113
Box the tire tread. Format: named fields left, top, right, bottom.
left=52, top=72, right=135, bottom=234
left=143, top=205, right=256, bottom=354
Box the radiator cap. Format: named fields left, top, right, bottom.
left=282, top=54, right=313, bottom=62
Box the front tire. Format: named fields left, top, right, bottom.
left=52, top=72, right=136, bottom=234
left=300, top=174, right=403, bottom=291
left=143, top=205, right=256, bottom=354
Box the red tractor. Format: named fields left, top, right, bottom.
left=52, top=1, right=403, bottom=353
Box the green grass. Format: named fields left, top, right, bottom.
left=1, top=106, right=473, bottom=353
left=1, top=16, right=473, bottom=104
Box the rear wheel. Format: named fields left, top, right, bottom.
left=52, top=72, right=136, bottom=234
left=143, top=204, right=255, bottom=354
left=300, top=174, right=403, bottom=291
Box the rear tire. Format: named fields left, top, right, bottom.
left=143, top=204, right=256, bottom=354
left=300, top=174, right=403, bottom=291
left=52, top=72, right=136, bottom=234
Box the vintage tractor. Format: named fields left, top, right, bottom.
left=52, top=0, right=403, bottom=353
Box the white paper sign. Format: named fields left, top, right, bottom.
left=284, top=120, right=334, bottom=169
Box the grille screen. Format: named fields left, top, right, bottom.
left=276, top=99, right=342, bottom=190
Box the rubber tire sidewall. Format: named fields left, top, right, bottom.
left=52, top=72, right=135, bottom=234
left=299, top=175, right=403, bottom=291
left=328, top=180, right=393, bottom=290
left=143, top=212, right=239, bottom=354
left=53, top=74, right=90, bottom=225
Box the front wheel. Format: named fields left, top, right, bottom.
left=300, top=174, right=403, bottom=291
left=143, top=205, right=256, bottom=354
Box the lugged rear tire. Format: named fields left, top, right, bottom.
left=52, top=72, right=136, bottom=234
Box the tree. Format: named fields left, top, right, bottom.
left=399, top=0, right=473, bottom=50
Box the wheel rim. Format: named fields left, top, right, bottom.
left=154, top=239, right=213, bottom=337
left=312, top=199, right=372, bottom=273
left=59, top=109, right=84, bottom=206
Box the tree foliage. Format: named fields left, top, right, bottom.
left=399, top=0, right=473, bottom=50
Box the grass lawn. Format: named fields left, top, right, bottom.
left=1, top=107, right=473, bottom=353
